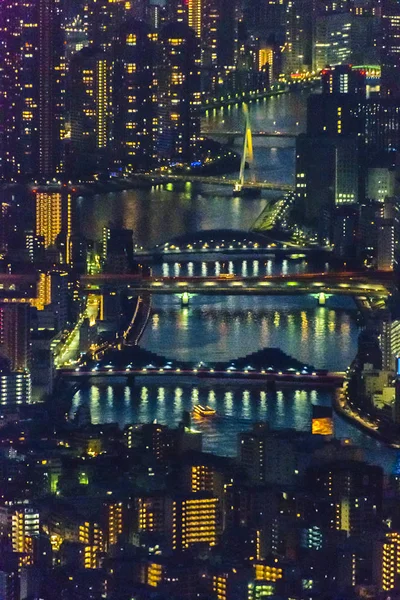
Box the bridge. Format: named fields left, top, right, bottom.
left=202, top=130, right=297, bottom=139
left=58, top=343, right=344, bottom=386
left=129, top=172, right=293, bottom=193
left=80, top=272, right=394, bottom=297
left=60, top=366, right=344, bottom=386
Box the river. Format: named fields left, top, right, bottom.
left=73, top=92, right=398, bottom=473
left=76, top=92, right=304, bottom=247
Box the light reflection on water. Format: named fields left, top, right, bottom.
left=155, top=258, right=310, bottom=278
left=71, top=380, right=397, bottom=471
left=141, top=295, right=358, bottom=369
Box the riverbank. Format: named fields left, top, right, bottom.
left=333, top=384, right=400, bottom=448
left=202, top=80, right=318, bottom=112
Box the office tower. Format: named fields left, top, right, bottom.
left=306, top=94, right=400, bottom=165
left=69, top=47, right=111, bottom=176
left=283, top=0, right=312, bottom=75
left=376, top=197, right=400, bottom=271
left=377, top=219, right=396, bottom=270
left=0, top=303, right=30, bottom=372
left=313, top=13, right=352, bottom=72
left=167, top=493, right=220, bottom=551
left=12, top=508, right=40, bottom=553
left=295, top=134, right=359, bottom=240
left=321, top=65, right=366, bottom=96
left=113, top=20, right=157, bottom=171
left=381, top=0, right=400, bottom=97
left=156, top=22, right=201, bottom=163
left=351, top=12, right=380, bottom=65
left=35, top=190, right=72, bottom=263
left=306, top=460, right=383, bottom=535
left=332, top=205, right=359, bottom=258
left=102, top=226, right=134, bottom=273
left=367, top=167, right=396, bottom=202
left=217, top=0, right=238, bottom=68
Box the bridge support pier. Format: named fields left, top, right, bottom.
left=126, top=374, right=136, bottom=386
left=318, top=292, right=326, bottom=306
left=181, top=291, right=190, bottom=307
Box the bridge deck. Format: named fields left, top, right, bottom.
left=80, top=272, right=393, bottom=297
left=129, top=172, right=293, bottom=192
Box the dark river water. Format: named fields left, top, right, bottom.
left=72, top=92, right=398, bottom=473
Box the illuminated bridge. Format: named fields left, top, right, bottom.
left=202, top=130, right=297, bottom=139
left=129, top=172, right=294, bottom=193
left=80, top=272, right=394, bottom=297
left=58, top=344, right=345, bottom=386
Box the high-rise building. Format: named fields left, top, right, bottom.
left=313, top=13, right=352, bottom=72
left=35, top=270, right=69, bottom=330
left=367, top=167, right=397, bottom=202
left=373, top=532, right=400, bottom=591
left=283, top=0, right=312, bottom=75
left=84, top=0, right=127, bottom=50
left=34, top=190, right=72, bottom=263
left=69, top=47, right=111, bottom=175
left=0, top=0, right=23, bottom=180
left=381, top=0, right=400, bottom=98
left=238, top=423, right=268, bottom=483
left=102, top=226, right=134, bottom=273
left=321, top=65, right=366, bottom=96
left=376, top=196, right=400, bottom=271
left=295, top=134, right=359, bottom=240
left=186, top=0, right=234, bottom=68
left=0, top=370, right=32, bottom=404
left=113, top=20, right=157, bottom=171
left=12, top=508, right=40, bottom=553
left=0, top=303, right=30, bottom=371
left=377, top=219, right=396, bottom=270
left=0, top=0, right=63, bottom=180
left=156, top=22, right=201, bottom=163
left=78, top=519, right=104, bottom=569
left=167, top=493, right=220, bottom=551
left=306, top=460, right=383, bottom=535
left=36, top=0, right=63, bottom=178
left=104, top=501, right=123, bottom=549
left=306, top=95, right=400, bottom=165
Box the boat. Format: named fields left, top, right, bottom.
left=192, top=405, right=217, bottom=418
left=233, top=182, right=262, bottom=198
